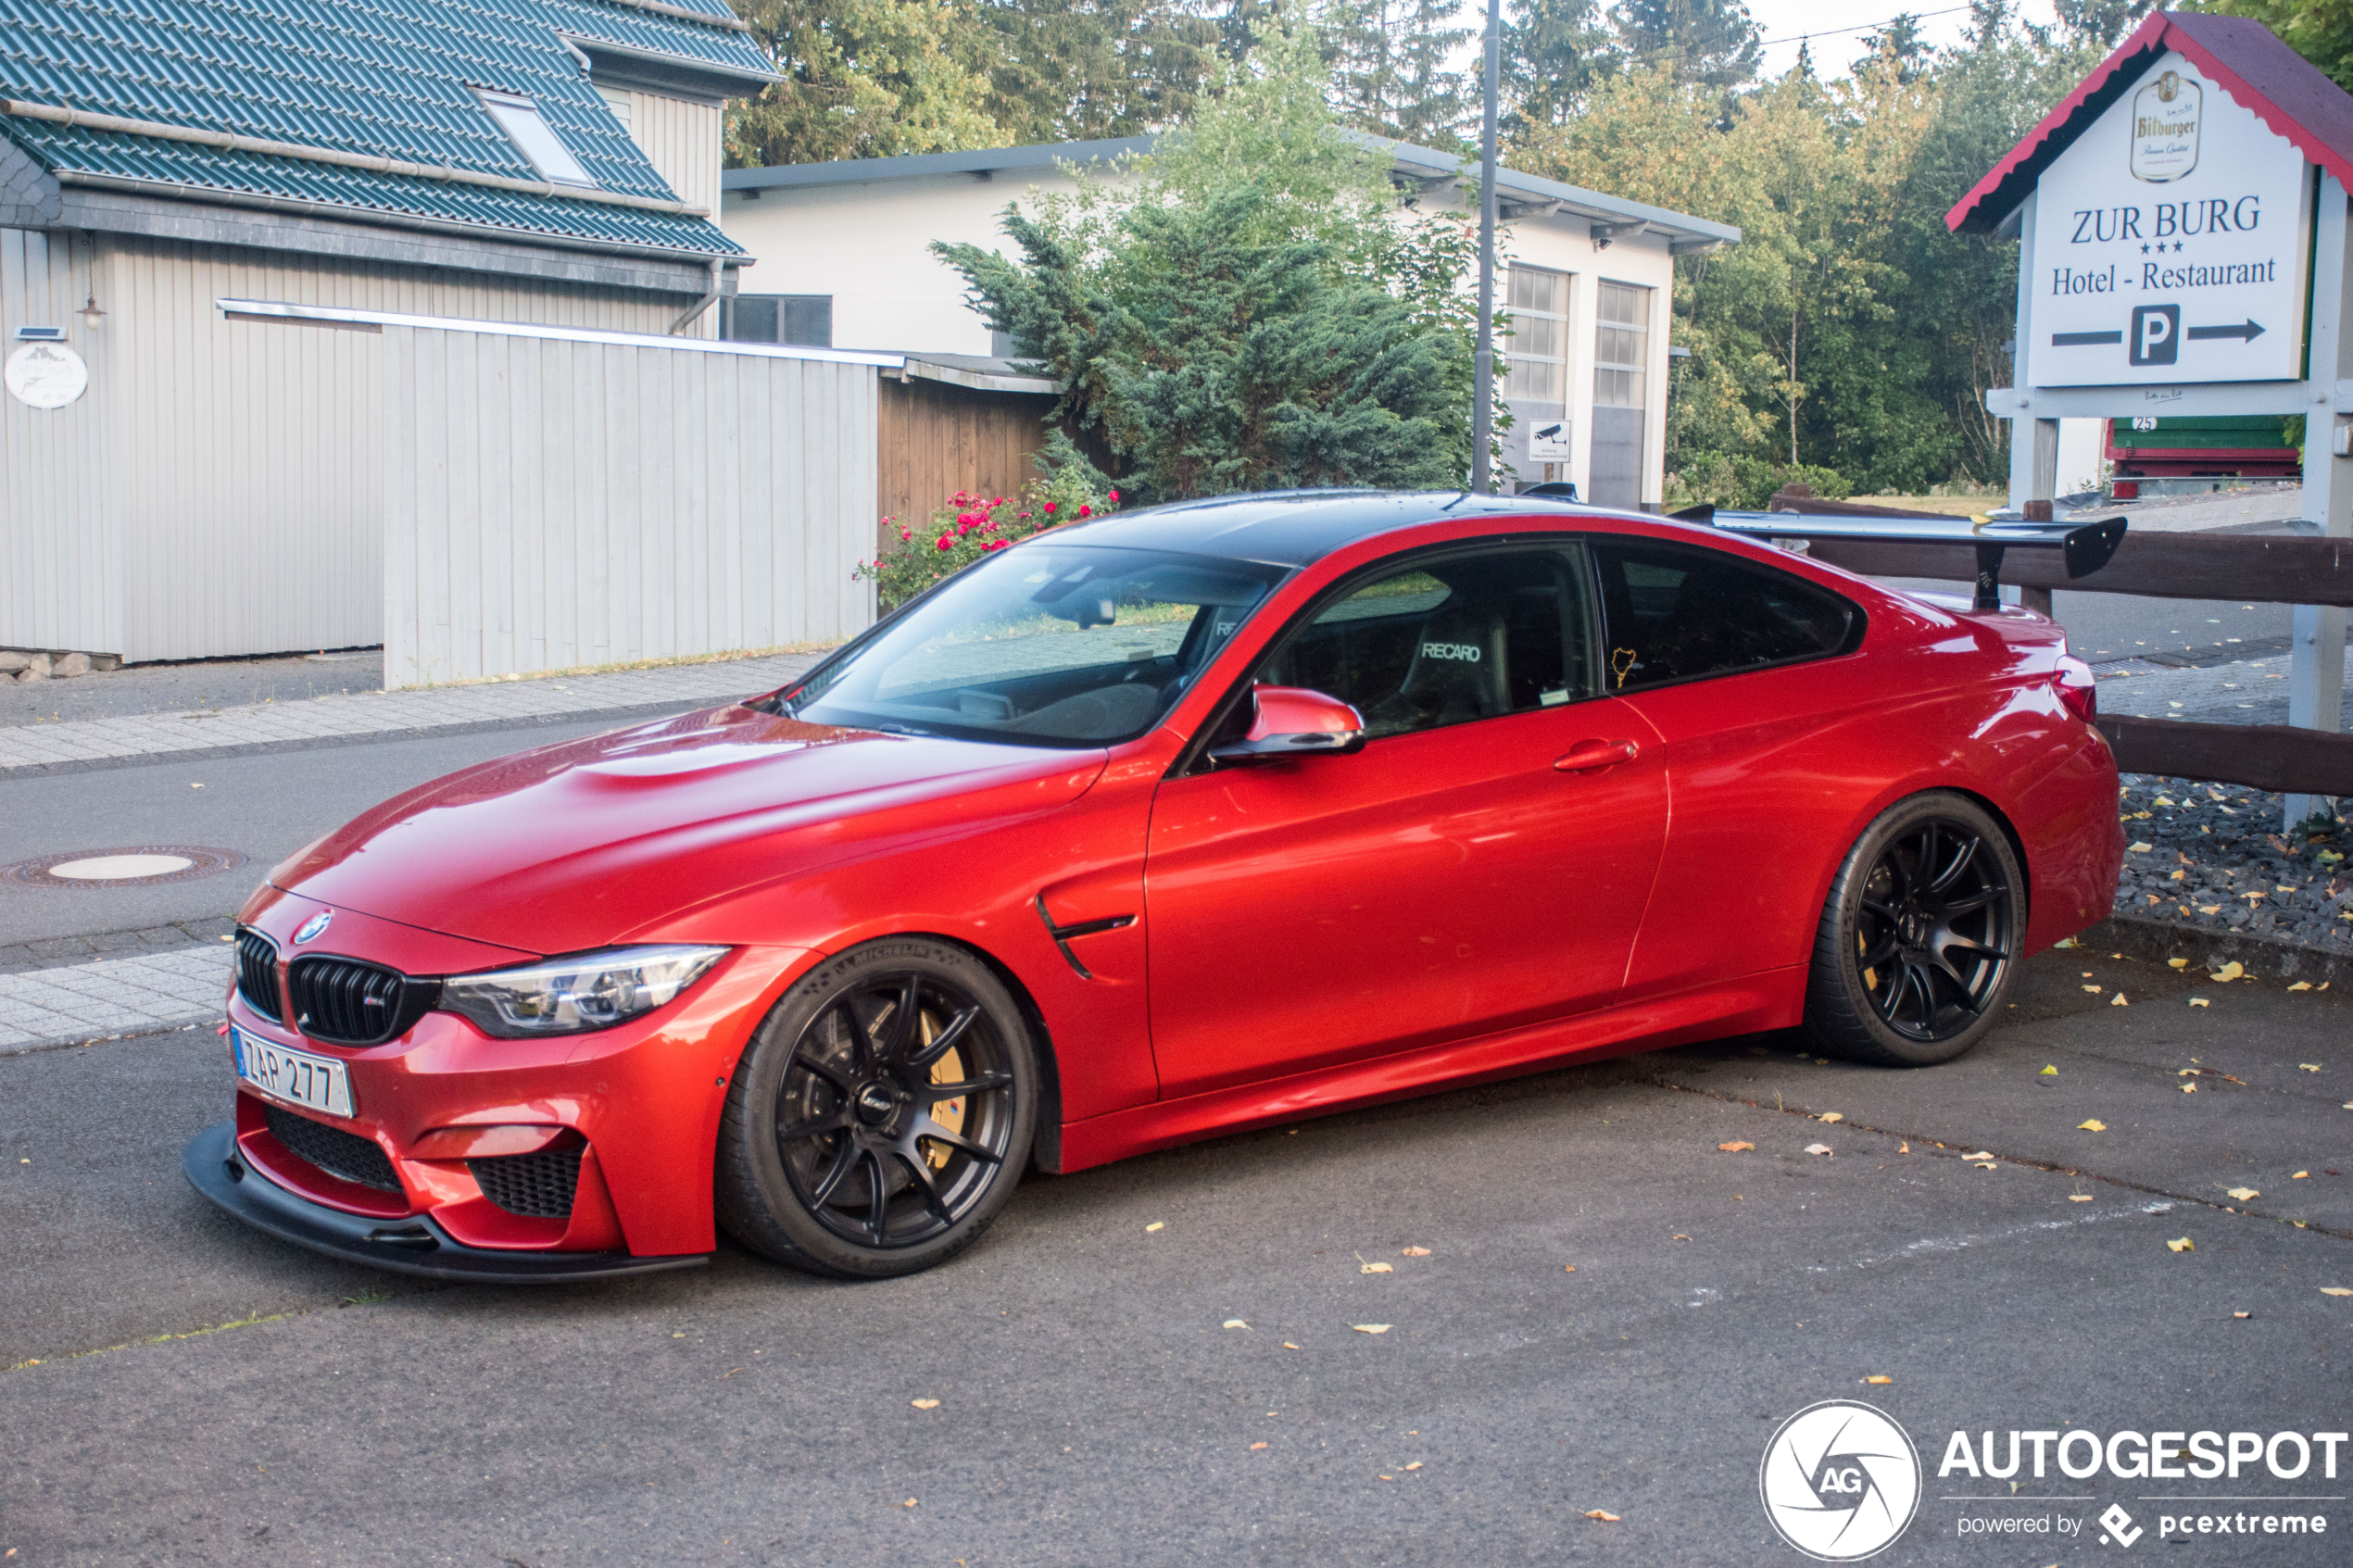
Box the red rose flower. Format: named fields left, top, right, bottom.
left=1108, top=489, right=1119, bottom=502
left=1077, top=503, right=1091, bottom=518
left=1043, top=502, right=1057, bottom=513
left=983, top=538, right=1010, bottom=552
left=936, top=535, right=954, bottom=552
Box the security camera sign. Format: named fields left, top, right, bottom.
left=2032, top=51, right=2309, bottom=386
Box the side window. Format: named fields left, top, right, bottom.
left=1590, top=539, right=1856, bottom=693
left=1254, top=547, right=1594, bottom=740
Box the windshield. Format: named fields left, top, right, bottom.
left=781, top=545, right=1287, bottom=746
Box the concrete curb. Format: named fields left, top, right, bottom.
left=2077, top=912, right=2353, bottom=986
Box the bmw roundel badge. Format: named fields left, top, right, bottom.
left=294, top=910, right=333, bottom=945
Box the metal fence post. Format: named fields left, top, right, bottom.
left=2289, top=171, right=2352, bottom=831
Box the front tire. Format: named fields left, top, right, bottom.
left=716, top=938, right=1037, bottom=1278
left=1803, top=793, right=2022, bottom=1066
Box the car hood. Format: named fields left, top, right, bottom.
left=271, top=705, right=1109, bottom=955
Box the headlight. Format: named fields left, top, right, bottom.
left=439, top=945, right=728, bottom=1037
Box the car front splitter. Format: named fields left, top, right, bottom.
left=182, top=1122, right=711, bottom=1285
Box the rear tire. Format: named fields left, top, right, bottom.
left=1802, top=793, right=2022, bottom=1067
left=715, top=938, right=1037, bottom=1279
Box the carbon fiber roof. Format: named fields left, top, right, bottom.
left=0, top=0, right=771, bottom=257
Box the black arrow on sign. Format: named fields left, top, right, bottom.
left=2185, top=319, right=2265, bottom=342
left=2052, top=330, right=2123, bottom=345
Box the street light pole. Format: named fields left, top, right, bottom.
left=1469, top=0, right=1502, bottom=493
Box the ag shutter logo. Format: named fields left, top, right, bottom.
left=1760, top=1400, right=1923, bottom=1561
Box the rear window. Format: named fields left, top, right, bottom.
left=1591, top=539, right=1856, bottom=693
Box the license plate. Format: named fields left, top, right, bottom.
left=233, top=1027, right=355, bottom=1119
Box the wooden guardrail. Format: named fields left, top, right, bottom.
left=1764, top=490, right=2353, bottom=798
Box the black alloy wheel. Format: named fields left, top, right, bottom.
left=1804, top=793, right=2023, bottom=1066
left=717, top=939, right=1036, bottom=1278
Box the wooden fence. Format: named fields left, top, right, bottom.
left=1765, top=490, right=2353, bottom=797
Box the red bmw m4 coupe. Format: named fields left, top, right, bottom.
left=187, top=490, right=2123, bottom=1282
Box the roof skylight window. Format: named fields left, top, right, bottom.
left=475, top=89, right=597, bottom=188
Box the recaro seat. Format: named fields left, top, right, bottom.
left=1365, top=592, right=1510, bottom=734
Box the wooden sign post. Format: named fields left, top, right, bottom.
left=1952, top=11, right=2353, bottom=827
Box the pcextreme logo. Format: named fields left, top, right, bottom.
left=1760, top=1400, right=1924, bottom=1561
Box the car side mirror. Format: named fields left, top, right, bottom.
left=1208, top=685, right=1366, bottom=765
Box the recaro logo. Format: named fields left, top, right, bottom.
left=1760, top=1400, right=1922, bottom=1561
left=1421, top=642, right=1482, bottom=662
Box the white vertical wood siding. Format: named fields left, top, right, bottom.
left=623, top=91, right=723, bottom=340
left=0, top=231, right=683, bottom=661
left=384, top=324, right=876, bottom=688
left=0, top=230, right=116, bottom=654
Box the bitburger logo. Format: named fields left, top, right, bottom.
left=1760, top=1400, right=1923, bottom=1561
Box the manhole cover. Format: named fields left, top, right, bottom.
left=0, top=845, right=247, bottom=888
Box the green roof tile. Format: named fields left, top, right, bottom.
left=0, top=0, right=767, bottom=256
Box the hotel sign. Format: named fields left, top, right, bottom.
left=2032, top=51, right=2311, bottom=386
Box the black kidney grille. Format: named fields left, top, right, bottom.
left=287, top=956, right=439, bottom=1047
left=234, top=928, right=282, bottom=1022
left=470, top=1148, right=583, bottom=1219
left=264, top=1103, right=401, bottom=1193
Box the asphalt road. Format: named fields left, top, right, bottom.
left=2, top=951, right=2347, bottom=1566
left=0, top=718, right=628, bottom=947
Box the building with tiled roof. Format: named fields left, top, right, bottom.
left=0, top=0, right=781, bottom=663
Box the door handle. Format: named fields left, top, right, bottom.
left=1554, top=738, right=1640, bottom=772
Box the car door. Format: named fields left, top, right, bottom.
left=1142, top=541, right=1670, bottom=1099
left=1584, top=533, right=1876, bottom=1000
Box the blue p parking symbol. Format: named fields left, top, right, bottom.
left=2130, top=304, right=2181, bottom=366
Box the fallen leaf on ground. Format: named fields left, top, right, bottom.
left=1974, top=1161, right=1997, bottom=1170
left=2129, top=841, right=2153, bottom=852
left=1961, top=1151, right=1995, bottom=1160
left=1251, top=1441, right=1268, bottom=1450
left=1145, top=1222, right=1165, bottom=1232
left=2183, top=1084, right=2197, bottom=1093
left=1404, top=1461, right=1423, bottom=1471
left=1283, top=1342, right=1300, bottom=1349
left=2322, top=1288, right=2353, bottom=1298
left=2294, top=1171, right=2309, bottom=1179
left=2212, top=962, right=2245, bottom=983
left=2079, top=1119, right=2108, bottom=1132
left=2191, top=998, right=2210, bottom=1008
left=2289, top=982, right=2313, bottom=992
left=2040, top=1064, right=2058, bottom=1075
left=2082, top=985, right=2103, bottom=994
left=1402, top=1246, right=1432, bottom=1256
left=2226, top=1187, right=2260, bottom=1201
left=1718, top=1141, right=1755, bottom=1152
left=2070, top=1195, right=2095, bottom=1202
left=1805, top=1143, right=1834, bottom=1156
left=1362, top=1262, right=1393, bottom=1274
left=1583, top=1510, right=1621, bottom=1523
left=2301, top=1064, right=2323, bottom=1073
left=2168, top=958, right=2189, bottom=969
left=1353, top=1323, right=1391, bottom=1334
left=2199, top=905, right=2222, bottom=915
left=1818, top=1112, right=1843, bottom=1123
left=2111, top=993, right=2130, bottom=1006
left=2167, top=1237, right=2196, bottom=1252
left=1865, top=1375, right=1893, bottom=1385
left=1671, top=1234, right=1692, bottom=1242
left=2234, top=1311, right=2251, bottom=1319
left=911, top=1399, right=940, bottom=1410
left=903, top=1499, right=918, bottom=1509
left=1223, top=1319, right=1249, bottom=1329
left=1564, top=1264, right=1577, bottom=1273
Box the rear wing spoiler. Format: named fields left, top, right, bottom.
left=1671, top=505, right=2128, bottom=610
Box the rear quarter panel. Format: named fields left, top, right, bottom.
left=1615, top=579, right=2120, bottom=1005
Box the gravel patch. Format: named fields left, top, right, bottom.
left=2110, top=774, right=2351, bottom=952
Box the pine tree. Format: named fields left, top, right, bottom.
left=1502, top=0, right=1617, bottom=134
left=1325, top=0, right=1476, bottom=148
left=1611, top=0, right=1762, bottom=91
left=980, top=0, right=1227, bottom=144
left=727, top=0, right=1007, bottom=166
